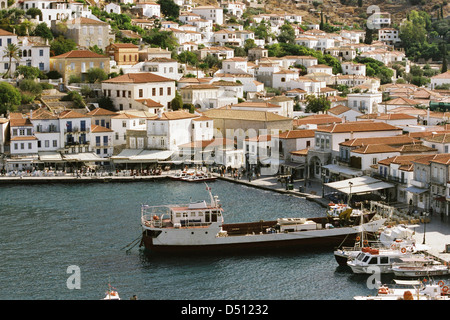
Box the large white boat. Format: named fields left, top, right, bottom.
left=139, top=186, right=386, bottom=254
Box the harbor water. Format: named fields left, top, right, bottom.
left=1, top=179, right=449, bottom=300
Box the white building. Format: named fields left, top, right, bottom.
left=130, top=58, right=181, bottom=81
left=430, top=71, right=450, bottom=90
left=221, top=57, right=248, bottom=74
left=111, top=113, right=147, bottom=147
left=102, top=73, right=176, bottom=112
left=30, top=108, right=60, bottom=153
left=192, top=6, right=224, bottom=25
left=147, top=110, right=211, bottom=151
left=0, top=30, right=51, bottom=74
left=134, top=0, right=161, bottom=18
left=347, top=92, right=383, bottom=114
left=378, top=28, right=400, bottom=45
left=90, top=124, right=114, bottom=158
left=341, top=62, right=366, bottom=76
left=58, top=109, right=92, bottom=154
left=20, top=0, right=92, bottom=27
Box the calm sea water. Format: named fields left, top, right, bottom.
left=0, top=179, right=447, bottom=301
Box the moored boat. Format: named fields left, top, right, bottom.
left=170, top=170, right=195, bottom=180
left=139, top=186, right=386, bottom=254
left=391, top=257, right=450, bottom=277
left=181, top=172, right=217, bottom=182
left=333, top=224, right=418, bottom=266
left=103, top=284, right=120, bottom=300
left=347, top=246, right=423, bottom=274
left=354, top=279, right=450, bottom=300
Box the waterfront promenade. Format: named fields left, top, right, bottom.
left=2, top=169, right=450, bottom=263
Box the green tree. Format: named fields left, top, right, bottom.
left=177, top=51, right=198, bottom=66
left=142, top=29, right=178, bottom=51
left=50, top=35, right=76, bottom=56
left=277, top=23, right=296, bottom=44
left=86, top=68, right=108, bottom=83
left=171, top=91, right=183, bottom=110
left=31, top=22, right=54, bottom=40
left=157, top=0, right=180, bottom=19
left=0, top=82, right=21, bottom=115
left=18, top=79, right=43, bottom=96
left=305, top=95, right=331, bottom=113
left=14, top=66, right=42, bottom=79
left=2, top=43, right=20, bottom=78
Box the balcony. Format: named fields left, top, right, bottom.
left=410, top=179, right=429, bottom=189
left=64, top=127, right=90, bottom=134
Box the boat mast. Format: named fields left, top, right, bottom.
left=205, top=182, right=216, bottom=207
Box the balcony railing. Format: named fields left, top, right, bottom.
left=64, top=127, right=90, bottom=134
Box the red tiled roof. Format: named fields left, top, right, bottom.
left=51, top=50, right=108, bottom=59
left=102, top=73, right=173, bottom=83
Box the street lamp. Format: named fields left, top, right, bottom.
left=422, top=212, right=429, bottom=245
left=321, top=166, right=325, bottom=197
left=348, top=181, right=353, bottom=206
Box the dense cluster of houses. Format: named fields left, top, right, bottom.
left=1, top=0, right=450, bottom=215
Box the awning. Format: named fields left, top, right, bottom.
left=129, top=150, right=174, bottom=163
left=282, top=161, right=305, bottom=168
left=63, top=153, right=104, bottom=162
left=325, top=176, right=394, bottom=194
left=323, top=164, right=363, bottom=177
left=110, top=149, right=174, bottom=163
left=405, top=186, right=428, bottom=194
left=39, top=152, right=63, bottom=162
left=259, top=158, right=285, bottom=165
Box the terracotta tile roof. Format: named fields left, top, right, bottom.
left=232, top=102, right=280, bottom=109
left=91, top=125, right=113, bottom=133
left=383, top=97, right=422, bottom=106
left=135, top=98, right=164, bottom=108
left=412, top=154, right=450, bottom=165
left=11, top=136, right=38, bottom=141
left=192, top=115, right=212, bottom=121
left=317, top=121, right=401, bottom=133
left=398, top=144, right=437, bottom=153
left=294, top=114, right=342, bottom=126
left=328, top=104, right=351, bottom=115
left=0, top=28, right=14, bottom=36
left=111, top=113, right=142, bottom=119
left=102, top=73, right=173, bottom=83
left=153, top=110, right=199, bottom=121
left=357, top=113, right=417, bottom=120
left=67, top=17, right=108, bottom=25
left=203, top=109, right=292, bottom=122
left=290, top=148, right=309, bottom=156
left=51, top=50, right=108, bottom=59
left=9, top=113, right=32, bottom=127
left=108, top=43, right=139, bottom=49
left=58, top=110, right=87, bottom=119
left=339, top=135, right=420, bottom=147
left=87, top=108, right=118, bottom=116
left=431, top=71, right=450, bottom=79
left=424, top=132, right=450, bottom=144
left=30, top=108, right=58, bottom=120
left=352, top=144, right=400, bottom=154
left=276, top=129, right=315, bottom=139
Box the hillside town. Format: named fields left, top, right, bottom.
left=0, top=0, right=449, bottom=218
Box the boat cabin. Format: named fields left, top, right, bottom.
left=169, top=200, right=223, bottom=227
left=353, top=250, right=403, bottom=266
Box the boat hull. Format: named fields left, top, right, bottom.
left=141, top=231, right=361, bottom=254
